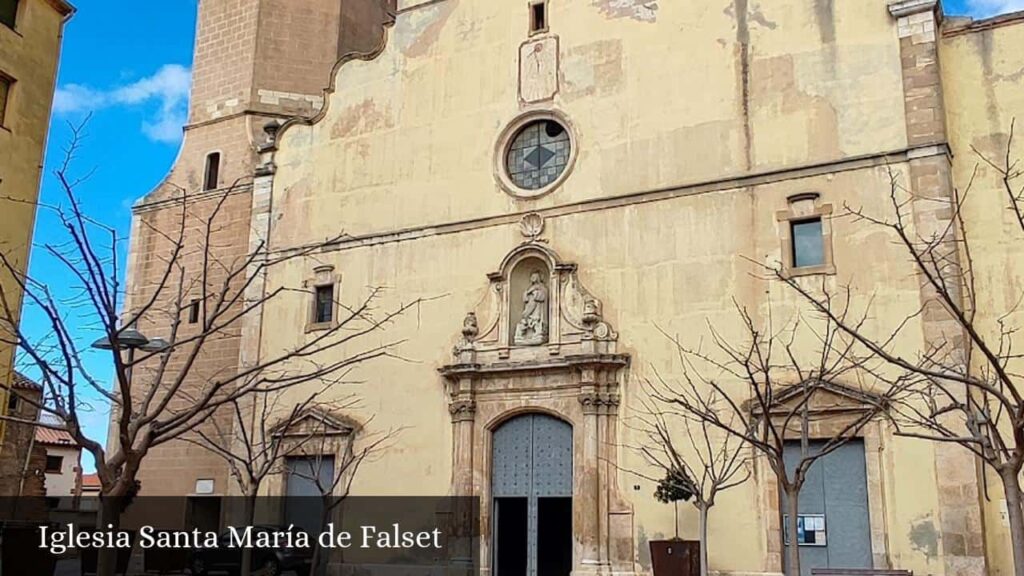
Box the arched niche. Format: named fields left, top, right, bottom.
left=452, top=243, right=618, bottom=363
left=508, top=256, right=552, bottom=346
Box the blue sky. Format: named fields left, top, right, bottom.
left=28, top=0, right=1021, bottom=474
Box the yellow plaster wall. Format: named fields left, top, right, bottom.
left=0, top=0, right=69, bottom=446
left=251, top=0, right=1024, bottom=573
left=270, top=0, right=907, bottom=246
left=258, top=162, right=952, bottom=572
left=941, top=17, right=1024, bottom=576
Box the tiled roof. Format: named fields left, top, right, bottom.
left=11, top=371, right=42, bottom=391
left=81, top=474, right=101, bottom=489
left=34, top=427, right=77, bottom=447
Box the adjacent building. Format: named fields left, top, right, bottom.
left=35, top=420, right=81, bottom=498
left=126, top=1, right=1024, bottom=576
left=0, top=371, right=45, bottom=496
left=0, top=0, right=74, bottom=450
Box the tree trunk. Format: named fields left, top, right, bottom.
left=697, top=503, right=710, bottom=576
left=674, top=501, right=680, bottom=540
left=784, top=487, right=802, bottom=576
left=95, top=495, right=122, bottom=576
left=311, top=501, right=332, bottom=576
left=240, top=491, right=257, bottom=576
left=1000, top=469, right=1024, bottom=576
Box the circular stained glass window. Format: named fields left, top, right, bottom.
left=505, top=120, right=571, bottom=191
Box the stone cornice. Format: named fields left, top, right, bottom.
left=888, top=0, right=939, bottom=19
left=943, top=10, right=1024, bottom=37
left=132, top=183, right=253, bottom=214
left=438, top=353, right=630, bottom=379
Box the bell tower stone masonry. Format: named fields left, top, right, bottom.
left=126, top=0, right=395, bottom=499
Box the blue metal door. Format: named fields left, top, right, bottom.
left=492, top=414, right=572, bottom=576
left=782, top=440, right=872, bottom=576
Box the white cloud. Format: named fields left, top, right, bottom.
left=53, top=64, right=191, bottom=144
left=962, top=0, right=1024, bottom=17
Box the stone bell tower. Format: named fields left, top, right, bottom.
left=125, top=0, right=395, bottom=500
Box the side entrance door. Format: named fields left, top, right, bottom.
left=782, top=440, right=872, bottom=576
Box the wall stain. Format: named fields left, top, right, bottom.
left=909, top=517, right=939, bottom=559
left=561, top=40, right=625, bottom=100
left=748, top=3, right=777, bottom=30
left=395, top=0, right=458, bottom=58
left=750, top=54, right=842, bottom=160
left=593, top=0, right=658, bottom=23
left=330, top=99, right=395, bottom=140
left=977, top=31, right=1003, bottom=133
left=815, top=0, right=835, bottom=44
left=734, top=0, right=753, bottom=171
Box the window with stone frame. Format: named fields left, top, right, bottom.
left=776, top=192, right=835, bottom=277
left=314, top=285, right=334, bottom=324
left=0, top=73, right=13, bottom=126
left=0, top=0, right=18, bottom=29
left=305, top=265, right=339, bottom=331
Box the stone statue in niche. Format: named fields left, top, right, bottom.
left=514, top=270, right=549, bottom=345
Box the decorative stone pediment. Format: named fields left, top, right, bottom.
left=447, top=240, right=621, bottom=370
left=272, top=408, right=358, bottom=440
left=752, top=380, right=887, bottom=417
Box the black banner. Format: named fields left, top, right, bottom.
left=0, top=496, right=480, bottom=576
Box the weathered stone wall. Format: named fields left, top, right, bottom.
left=0, top=386, right=45, bottom=497
left=128, top=0, right=393, bottom=499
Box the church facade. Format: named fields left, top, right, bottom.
left=127, top=0, right=1024, bottom=575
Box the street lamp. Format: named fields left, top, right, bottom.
left=90, top=329, right=170, bottom=353
left=91, top=328, right=171, bottom=385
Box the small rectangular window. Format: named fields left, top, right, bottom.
left=45, top=455, right=63, bottom=473
left=203, top=152, right=221, bottom=191
left=314, top=285, right=334, bottom=324
left=0, top=0, right=18, bottom=29
left=188, top=299, right=200, bottom=324
left=6, top=392, right=18, bottom=412
left=0, top=74, right=12, bottom=126
left=791, top=218, right=825, bottom=268
left=530, top=1, right=547, bottom=34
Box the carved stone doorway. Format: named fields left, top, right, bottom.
left=441, top=238, right=637, bottom=576
left=492, top=413, right=573, bottom=576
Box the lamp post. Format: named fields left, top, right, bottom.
left=91, top=328, right=170, bottom=385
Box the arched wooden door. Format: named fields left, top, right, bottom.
left=492, top=413, right=573, bottom=576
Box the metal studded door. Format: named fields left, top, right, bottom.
left=493, top=414, right=573, bottom=576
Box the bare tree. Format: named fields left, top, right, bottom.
left=631, top=386, right=751, bottom=576
left=774, top=121, right=1024, bottom=575
left=646, top=308, right=891, bottom=576
left=0, top=123, right=424, bottom=576
left=183, top=388, right=346, bottom=576
left=285, top=413, right=399, bottom=576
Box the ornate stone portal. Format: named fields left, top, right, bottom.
left=440, top=235, right=635, bottom=576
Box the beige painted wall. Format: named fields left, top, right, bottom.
left=941, top=15, right=1024, bottom=576
left=0, top=0, right=70, bottom=449
left=201, top=0, right=1023, bottom=574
